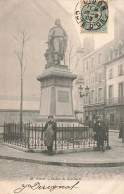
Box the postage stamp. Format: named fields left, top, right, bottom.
left=75, top=0, right=108, bottom=33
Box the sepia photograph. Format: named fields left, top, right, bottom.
left=0, top=0, right=124, bottom=193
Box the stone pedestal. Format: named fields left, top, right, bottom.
left=37, top=64, right=77, bottom=124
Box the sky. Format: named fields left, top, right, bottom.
left=0, top=0, right=81, bottom=98
left=0, top=0, right=123, bottom=99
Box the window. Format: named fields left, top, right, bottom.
left=90, top=77, right=92, bottom=84
left=110, top=114, right=114, bottom=126
left=85, top=79, right=89, bottom=86
left=109, top=68, right=113, bottom=79
left=98, top=53, right=102, bottom=64
left=114, top=48, right=118, bottom=58
left=118, top=82, right=124, bottom=103
left=90, top=75, right=95, bottom=84
left=92, top=76, right=95, bottom=84
left=86, top=116, right=88, bottom=121
left=83, top=64, right=85, bottom=72
left=95, top=90, right=97, bottom=102
left=95, top=72, right=97, bottom=82
left=118, top=43, right=123, bottom=56
left=109, top=85, right=113, bottom=99
left=98, top=88, right=102, bottom=102
left=98, top=72, right=102, bottom=82
left=91, top=57, right=94, bottom=68
left=109, top=48, right=113, bottom=61
left=118, top=64, right=123, bottom=76
left=86, top=60, right=88, bottom=70
left=91, top=90, right=95, bottom=103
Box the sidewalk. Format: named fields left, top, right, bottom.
left=0, top=131, right=124, bottom=167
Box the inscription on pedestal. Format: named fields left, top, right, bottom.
left=58, top=91, right=69, bottom=102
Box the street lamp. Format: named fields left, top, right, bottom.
left=78, top=85, right=90, bottom=97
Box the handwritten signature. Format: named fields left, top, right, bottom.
left=14, top=181, right=80, bottom=193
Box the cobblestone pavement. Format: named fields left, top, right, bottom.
left=0, top=159, right=124, bottom=181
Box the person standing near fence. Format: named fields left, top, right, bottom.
left=119, top=121, right=124, bottom=143
left=93, top=115, right=107, bottom=152
left=44, top=115, right=57, bottom=155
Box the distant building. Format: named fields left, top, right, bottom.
left=75, top=9, right=124, bottom=129
left=105, top=42, right=124, bottom=129
left=105, top=9, right=124, bottom=129
left=80, top=38, right=108, bottom=123
left=0, top=96, right=39, bottom=126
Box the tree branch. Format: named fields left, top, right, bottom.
left=15, top=50, right=22, bottom=64
left=13, top=34, right=22, bottom=46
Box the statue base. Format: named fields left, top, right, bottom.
left=37, top=65, right=77, bottom=125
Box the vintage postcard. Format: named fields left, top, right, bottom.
left=0, top=0, right=124, bottom=193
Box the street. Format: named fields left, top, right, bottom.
left=0, top=159, right=124, bottom=181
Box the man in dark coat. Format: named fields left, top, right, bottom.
left=93, top=116, right=107, bottom=151
left=119, top=121, right=124, bottom=143
left=44, top=115, right=57, bottom=155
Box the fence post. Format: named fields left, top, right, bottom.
left=62, top=123, right=63, bottom=149
left=41, top=124, right=43, bottom=149
left=73, top=124, right=74, bottom=148
left=78, top=124, right=80, bottom=148
left=88, top=129, right=90, bottom=147
left=12, top=121, right=14, bottom=144
left=83, top=123, right=85, bottom=147
left=24, top=123, right=26, bottom=148
left=55, top=125, right=57, bottom=151
left=28, top=121, right=30, bottom=149
left=67, top=124, right=69, bottom=149
left=35, top=124, right=36, bottom=149
left=3, top=121, right=5, bottom=142
left=15, top=123, right=16, bottom=145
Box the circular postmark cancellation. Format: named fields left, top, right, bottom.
left=75, top=0, right=108, bottom=33
left=74, top=2, right=82, bottom=24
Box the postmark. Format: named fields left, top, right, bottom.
left=74, top=2, right=82, bottom=24
left=74, top=0, right=108, bottom=33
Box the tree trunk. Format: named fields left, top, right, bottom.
left=20, top=64, right=23, bottom=136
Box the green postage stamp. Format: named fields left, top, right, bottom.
left=75, top=0, right=108, bottom=33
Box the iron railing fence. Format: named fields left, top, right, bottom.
left=3, top=122, right=109, bottom=151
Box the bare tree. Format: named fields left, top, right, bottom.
left=67, top=39, right=82, bottom=71
left=13, top=30, right=31, bottom=134
left=72, top=54, right=80, bottom=73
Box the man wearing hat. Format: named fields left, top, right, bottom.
left=44, top=115, right=57, bottom=155
left=93, top=116, right=107, bottom=151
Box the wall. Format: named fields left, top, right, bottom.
left=0, top=110, right=39, bottom=126
left=106, top=57, right=124, bottom=99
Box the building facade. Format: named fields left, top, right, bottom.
left=75, top=9, right=124, bottom=128
left=81, top=43, right=108, bottom=123
left=105, top=42, right=124, bottom=129
left=104, top=9, right=124, bottom=129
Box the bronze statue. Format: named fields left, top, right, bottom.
left=45, top=19, right=68, bottom=66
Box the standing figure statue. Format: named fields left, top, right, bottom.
left=46, top=18, right=68, bottom=65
